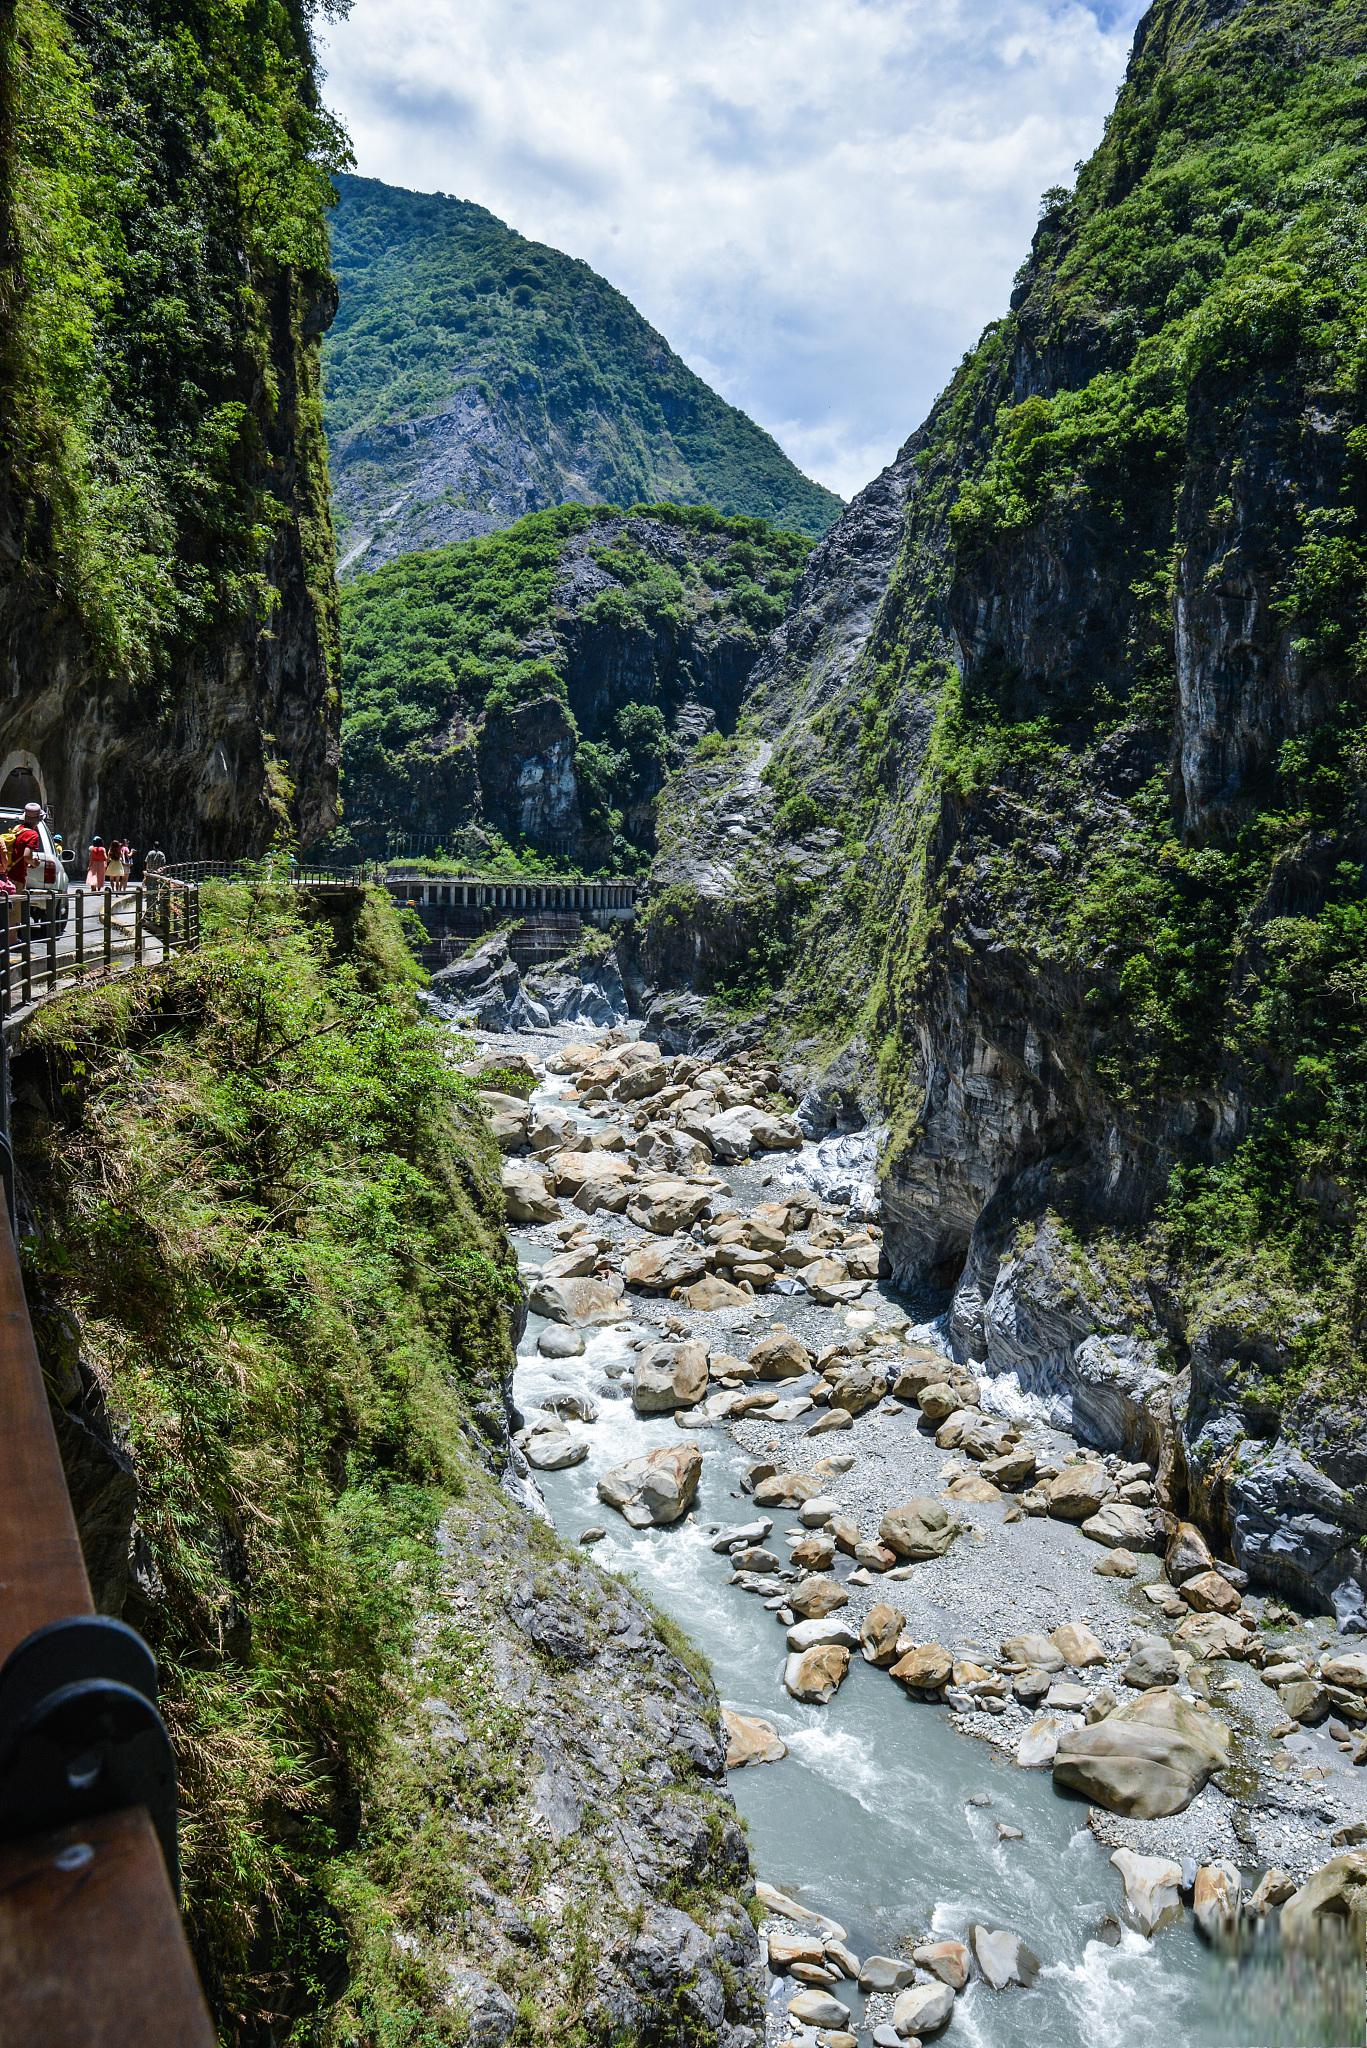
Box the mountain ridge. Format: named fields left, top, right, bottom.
left=324, top=171, right=842, bottom=574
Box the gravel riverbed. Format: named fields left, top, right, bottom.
left=470, top=1014, right=1367, bottom=2048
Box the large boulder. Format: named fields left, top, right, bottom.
left=622, top=1238, right=708, bottom=1294
left=481, top=1090, right=532, bottom=1153
left=528, top=1273, right=626, bottom=1325
left=502, top=1159, right=561, bottom=1224
left=860, top=1603, right=905, bottom=1666
left=889, top=1642, right=952, bottom=1693
left=597, top=1444, right=703, bottom=1527
left=969, top=1924, right=1040, bottom=1989
left=1193, top=1861, right=1242, bottom=1943
left=1181, top=1569, right=1243, bottom=1616
left=1280, top=1852, right=1367, bottom=1949
left=1165, top=1519, right=1216, bottom=1584
left=784, top=1645, right=850, bottom=1704
left=879, top=1497, right=959, bottom=1561
left=1051, top=1621, right=1107, bottom=1669
left=1081, top=1501, right=1154, bottom=1550
left=1053, top=1687, right=1230, bottom=1817
left=632, top=1340, right=710, bottom=1415
left=891, top=1979, right=955, bottom=2037
left=722, top=1708, right=787, bottom=1768
left=1172, top=1611, right=1251, bottom=1660
left=520, top=1422, right=587, bottom=1471
left=679, top=1273, right=751, bottom=1311
left=1110, top=1850, right=1184, bottom=1936
left=1044, top=1464, right=1112, bottom=1520
left=749, top=1330, right=812, bottom=1381
left=789, top=1575, right=849, bottom=1620
left=827, top=1364, right=882, bottom=1416
left=627, top=1177, right=714, bottom=1235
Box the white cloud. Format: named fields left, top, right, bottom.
left=319, top=0, right=1146, bottom=499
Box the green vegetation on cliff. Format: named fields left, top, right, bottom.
left=16, top=890, right=519, bottom=2038
left=325, top=172, right=841, bottom=570
left=332, top=500, right=811, bottom=868
left=1, top=0, right=344, bottom=847
left=3, top=0, right=344, bottom=689
left=654, top=0, right=1367, bottom=1391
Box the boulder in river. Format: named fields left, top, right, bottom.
left=1001, top=1632, right=1065, bottom=1673
left=1172, top=1611, right=1251, bottom=1660
left=627, top=1176, right=714, bottom=1234
left=858, top=1953, right=915, bottom=1991
left=860, top=1603, right=905, bottom=1666
left=786, top=1988, right=851, bottom=2029
left=680, top=1273, right=751, bottom=1310
left=632, top=1340, right=710, bottom=1415
left=1123, top=1636, right=1182, bottom=1689
left=750, top=1330, right=813, bottom=1380
left=784, top=1646, right=850, bottom=1704
left=787, top=1617, right=860, bottom=1652
left=790, top=1575, right=849, bottom=1620
left=537, top=1323, right=585, bottom=1359
left=1180, top=1568, right=1243, bottom=1615
left=722, top=1708, right=787, bottom=1768
left=1016, top=1715, right=1064, bottom=1767
left=1280, top=1853, right=1367, bottom=1949
left=889, top=1642, right=952, bottom=1694
left=1110, top=1849, right=1184, bottom=1936
left=622, top=1237, right=708, bottom=1294
left=754, top=1470, right=823, bottom=1508
left=912, top=1938, right=969, bottom=1989
left=597, top=1444, right=703, bottom=1527
left=527, top=1273, right=626, bottom=1326
left=891, top=1978, right=955, bottom=2036
left=519, top=1422, right=587, bottom=1471
left=501, top=1159, right=561, bottom=1224
left=969, top=1923, right=1040, bottom=1989
left=1193, top=1860, right=1242, bottom=1943
left=1052, top=1686, right=1230, bottom=1817
left=879, top=1497, right=959, bottom=1560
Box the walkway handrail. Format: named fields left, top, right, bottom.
left=0, top=1112, right=214, bottom=2037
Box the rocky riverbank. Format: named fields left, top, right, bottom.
left=469, top=1015, right=1367, bottom=2047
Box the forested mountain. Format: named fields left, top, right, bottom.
left=648, top=0, right=1367, bottom=1619
left=332, top=501, right=812, bottom=866
left=324, top=172, right=842, bottom=575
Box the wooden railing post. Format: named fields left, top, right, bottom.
left=74, top=888, right=84, bottom=982
left=20, top=900, right=32, bottom=1010
left=45, top=895, right=57, bottom=996
left=133, top=885, right=144, bottom=967
left=102, top=889, right=113, bottom=977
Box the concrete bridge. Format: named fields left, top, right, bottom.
left=381, top=874, right=636, bottom=919
left=380, top=873, right=638, bottom=970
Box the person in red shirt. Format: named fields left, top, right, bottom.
left=8, top=803, right=43, bottom=889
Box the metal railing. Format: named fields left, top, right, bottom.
left=156, top=858, right=373, bottom=889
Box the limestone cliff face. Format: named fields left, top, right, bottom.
left=336, top=503, right=809, bottom=865
left=649, top=0, right=1367, bottom=1620
left=0, top=0, right=341, bottom=856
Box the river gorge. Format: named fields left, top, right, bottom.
left=451, top=989, right=1367, bottom=2048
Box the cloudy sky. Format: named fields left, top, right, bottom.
left=319, top=0, right=1148, bottom=500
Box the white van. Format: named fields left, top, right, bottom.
left=0, top=809, right=69, bottom=935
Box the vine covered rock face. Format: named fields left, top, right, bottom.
left=0, top=0, right=344, bottom=852
left=646, top=0, right=1367, bottom=1619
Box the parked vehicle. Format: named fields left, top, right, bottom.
left=0, top=808, right=69, bottom=935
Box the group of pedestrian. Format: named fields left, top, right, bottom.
left=84, top=836, right=136, bottom=891
left=0, top=803, right=45, bottom=894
